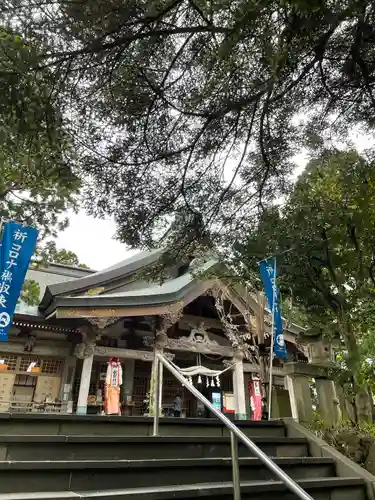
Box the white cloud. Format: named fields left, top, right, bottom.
left=55, top=211, right=137, bottom=270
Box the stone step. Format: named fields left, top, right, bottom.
left=0, top=435, right=309, bottom=461
left=0, top=414, right=286, bottom=437
left=0, top=477, right=366, bottom=500
left=0, top=457, right=335, bottom=494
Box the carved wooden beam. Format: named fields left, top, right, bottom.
left=179, top=314, right=223, bottom=330
left=57, top=305, right=179, bottom=319
left=0, top=341, right=70, bottom=357
left=157, top=301, right=184, bottom=333
left=165, top=337, right=233, bottom=357
left=87, top=317, right=121, bottom=330
left=94, top=346, right=174, bottom=362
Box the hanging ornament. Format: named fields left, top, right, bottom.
left=216, top=375, right=220, bottom=387
left=211, top=377, right=215, bottom=387
left=198, top=375, right=202, bottom=384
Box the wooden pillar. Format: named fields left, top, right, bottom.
left=76, top=354, right=94, bottom=415
left=60, top=356, right=77, bottom=413
left=149, top=331, right=168, bottom=416
left=123, top=359, right=135, bottom=401
left=147, top=305, right=183, bottom=416
left=74, top=325, right=97, bottom=415
left=232, top=349, right=247, bottom=420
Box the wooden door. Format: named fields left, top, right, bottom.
left=12, top=385, right=34, bottom=412
left=34, top=376, right=61, bottom=403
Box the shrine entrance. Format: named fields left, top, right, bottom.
left=12, top=374, right=37, bottom=411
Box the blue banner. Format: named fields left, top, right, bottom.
left=0, top=222, right=38, bottom=341
left=259, top=258, right=288, bottom=359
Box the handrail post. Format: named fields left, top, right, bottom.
left=230, top=431, right=241, bottom=500
left=152, top=356, right=160, bottom=436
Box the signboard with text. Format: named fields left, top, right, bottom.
left=0, top=222, right=38, bottom=341
left=223, top=392, right=235, bottom=414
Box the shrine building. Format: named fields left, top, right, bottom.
left=0, top=249, right=307, bottom=418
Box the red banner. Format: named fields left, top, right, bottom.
left=248, top=377, right=262, bottom=420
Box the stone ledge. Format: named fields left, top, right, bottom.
left=283, top=418, right=375, bottom=500
left=283, top=362, right=332, bottom=378
left=0, top=413, right=284, bottom=426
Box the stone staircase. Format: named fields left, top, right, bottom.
left=0, top=413, right=368, bottom=500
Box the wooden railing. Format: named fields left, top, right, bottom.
left=0, top=400, right=67, bottom=413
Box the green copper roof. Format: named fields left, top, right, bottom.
left=39, top=249, right=164, bottom=313
left=47, top=258, right=218, bottom=312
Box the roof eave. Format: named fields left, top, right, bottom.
left=38, top=249, right=165, bottom=311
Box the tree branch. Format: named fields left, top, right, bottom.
left=39, top=25, right=231, bottom=65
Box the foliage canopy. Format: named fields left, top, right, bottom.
left=0, top=27, right=82, bottom=304
left=4, top=0, right=375, bottom=252
left=238, top=148, right=375, bottom=387
left=0, top=27, right=79, bottom=239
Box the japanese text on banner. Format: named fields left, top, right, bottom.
left=259, top=258, right=288, bottom=359
left=0, top=222, right=38, bottom=341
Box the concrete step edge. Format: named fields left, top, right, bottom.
left=0, top=477, right=365, bottom=500
left=0, top=456, right=334, bottom=470
left=0, top=414, right=285, bottom=426
left=0, top=435, right=305, bottom=444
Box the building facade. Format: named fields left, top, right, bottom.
left=0, top=250, right=306, bottom=418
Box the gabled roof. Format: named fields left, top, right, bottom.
left=39, top=248, right=164, bottom=313
left=39, top=248, right=222, bottom=318
left=36, top=248, right=303, bottom=343
left=43, top=258, right=219, bottom=318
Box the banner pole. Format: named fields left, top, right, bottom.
left=0, top=218, right=6, bottom=242
left=267, top=257, right=277, bottom=421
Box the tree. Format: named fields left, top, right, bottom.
left=0, top=28, right=81, bottom=304
left=37, top=241, right=89, bottom=268
left=20, top=279, right=42, bottom=307
left=5, top=0, right=375, bottom=254
left=19, top=243, right=89, bottom=307
left=0, top=27, right=80, bottom=239
left=236, top=148, right=375, bottom=419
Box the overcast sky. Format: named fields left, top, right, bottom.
left=54, top=128, right=373, bottom=271
left=55, top=211, right=137, bottom=271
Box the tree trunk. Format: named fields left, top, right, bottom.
left=340, top=311, right=373, bottom=423
left=355, top=389, right=372, bottom=424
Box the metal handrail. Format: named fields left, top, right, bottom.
left=153, top=353, right=313, bottom=500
